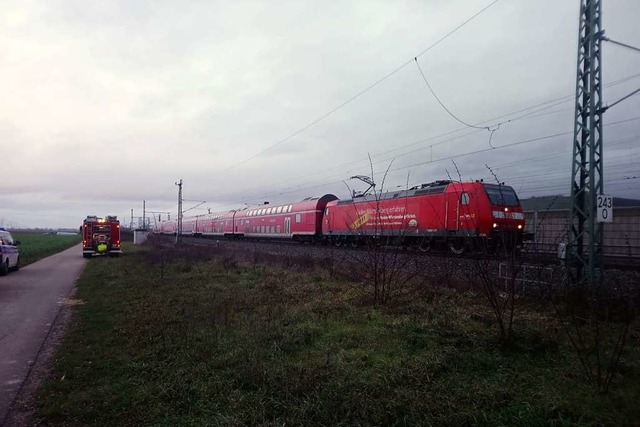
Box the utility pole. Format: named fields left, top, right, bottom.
left=143, top=200, right=147, bottom=230
left=568, top=0, right=603, bottom=285
left=130, top=209, right=134, bottom=230
left=175, top=179, right=183, bottom=244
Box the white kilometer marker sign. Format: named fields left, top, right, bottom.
left=596, top=194, right=613, bottom=223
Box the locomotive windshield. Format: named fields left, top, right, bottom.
left=483, top=185, right=519, bottom=206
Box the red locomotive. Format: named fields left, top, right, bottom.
left=323, top=180, right=524, bottom=253
left=154, top=180, right=525, bottom=253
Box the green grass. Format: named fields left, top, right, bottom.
left=12, top=232, right=82, bottom=266
left=36, top=243, right=640, bottom=426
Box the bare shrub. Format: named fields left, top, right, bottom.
left=144, top=235, right=173, bottom=279
left=221, top=253, right=238, bottom=270
left=336, top=162, right=420, bottom=306
left=554, top=269, right=639, bottom=392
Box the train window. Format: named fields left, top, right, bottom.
left=461, top=192, right=470, bottom=205
left=484, top=185, right=520, bottom=206
left=277, top=206, right=282, bottom=214
left=270, top=226, right=274, bottom=233
left=295, top=213, right=302, bottom=223
left=288, top=205, right=293, bottom=212
left=277, top=225, right=281, bottom=233
left=268, top=208, right=274, bottom=214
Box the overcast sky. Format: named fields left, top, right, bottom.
left=2, top=0, right=639, bottom=229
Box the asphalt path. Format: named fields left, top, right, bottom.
left=0, top=244, right=85, bottom=424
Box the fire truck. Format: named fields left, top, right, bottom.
left=81, top=215, right=123, bottom=258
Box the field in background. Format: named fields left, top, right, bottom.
left=12, top=232, right=81, bottom=267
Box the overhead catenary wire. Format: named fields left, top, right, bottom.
left=181, top=68, right=640, bottom=211
left=197, top=61, right=640, bottom=207
left=219, top=0, right=502, bottom=172
left=196, top=103, right=640, bottom=210
left=232, top=110, right=638, bottom=206
left=389, top=116, right=640, bottom=172
left=260, top=78, right=640, bottom=198
left=414, top=57, right=491, bottom=131
left=201, top=115, right=640, bottom=211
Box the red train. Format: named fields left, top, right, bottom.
left=154, top=180, right=526, bottom=253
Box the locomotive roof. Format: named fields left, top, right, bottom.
left=337, top=181, right=454, bottom=205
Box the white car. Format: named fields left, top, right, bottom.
left=0, top=228, right=20, bottom=275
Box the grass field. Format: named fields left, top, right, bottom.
left=36, top=242, right=639, bottom=426
left=12, top=232, right=81, bottom=267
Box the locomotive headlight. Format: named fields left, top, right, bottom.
left=517, top=225, right=523, bottom=230
left=504, top=207, right=509, bottom=212
left=493, top=223, right=498, bottom=228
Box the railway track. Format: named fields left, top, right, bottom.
left=161, top=234, right=640, bottom=271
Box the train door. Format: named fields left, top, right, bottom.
left=446, top=191, right=460, bottom=231
left=284, top=217, right=291, bottom=236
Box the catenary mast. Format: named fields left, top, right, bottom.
left=568, top=0, right=604, bottom=285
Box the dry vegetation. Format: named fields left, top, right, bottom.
left=36, top=237, right=639, bottom=426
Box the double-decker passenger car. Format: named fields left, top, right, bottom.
left=235, top=194, right=338, bottom=241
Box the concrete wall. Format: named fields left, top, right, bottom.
left=524, top=207, right=640, bottom=258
